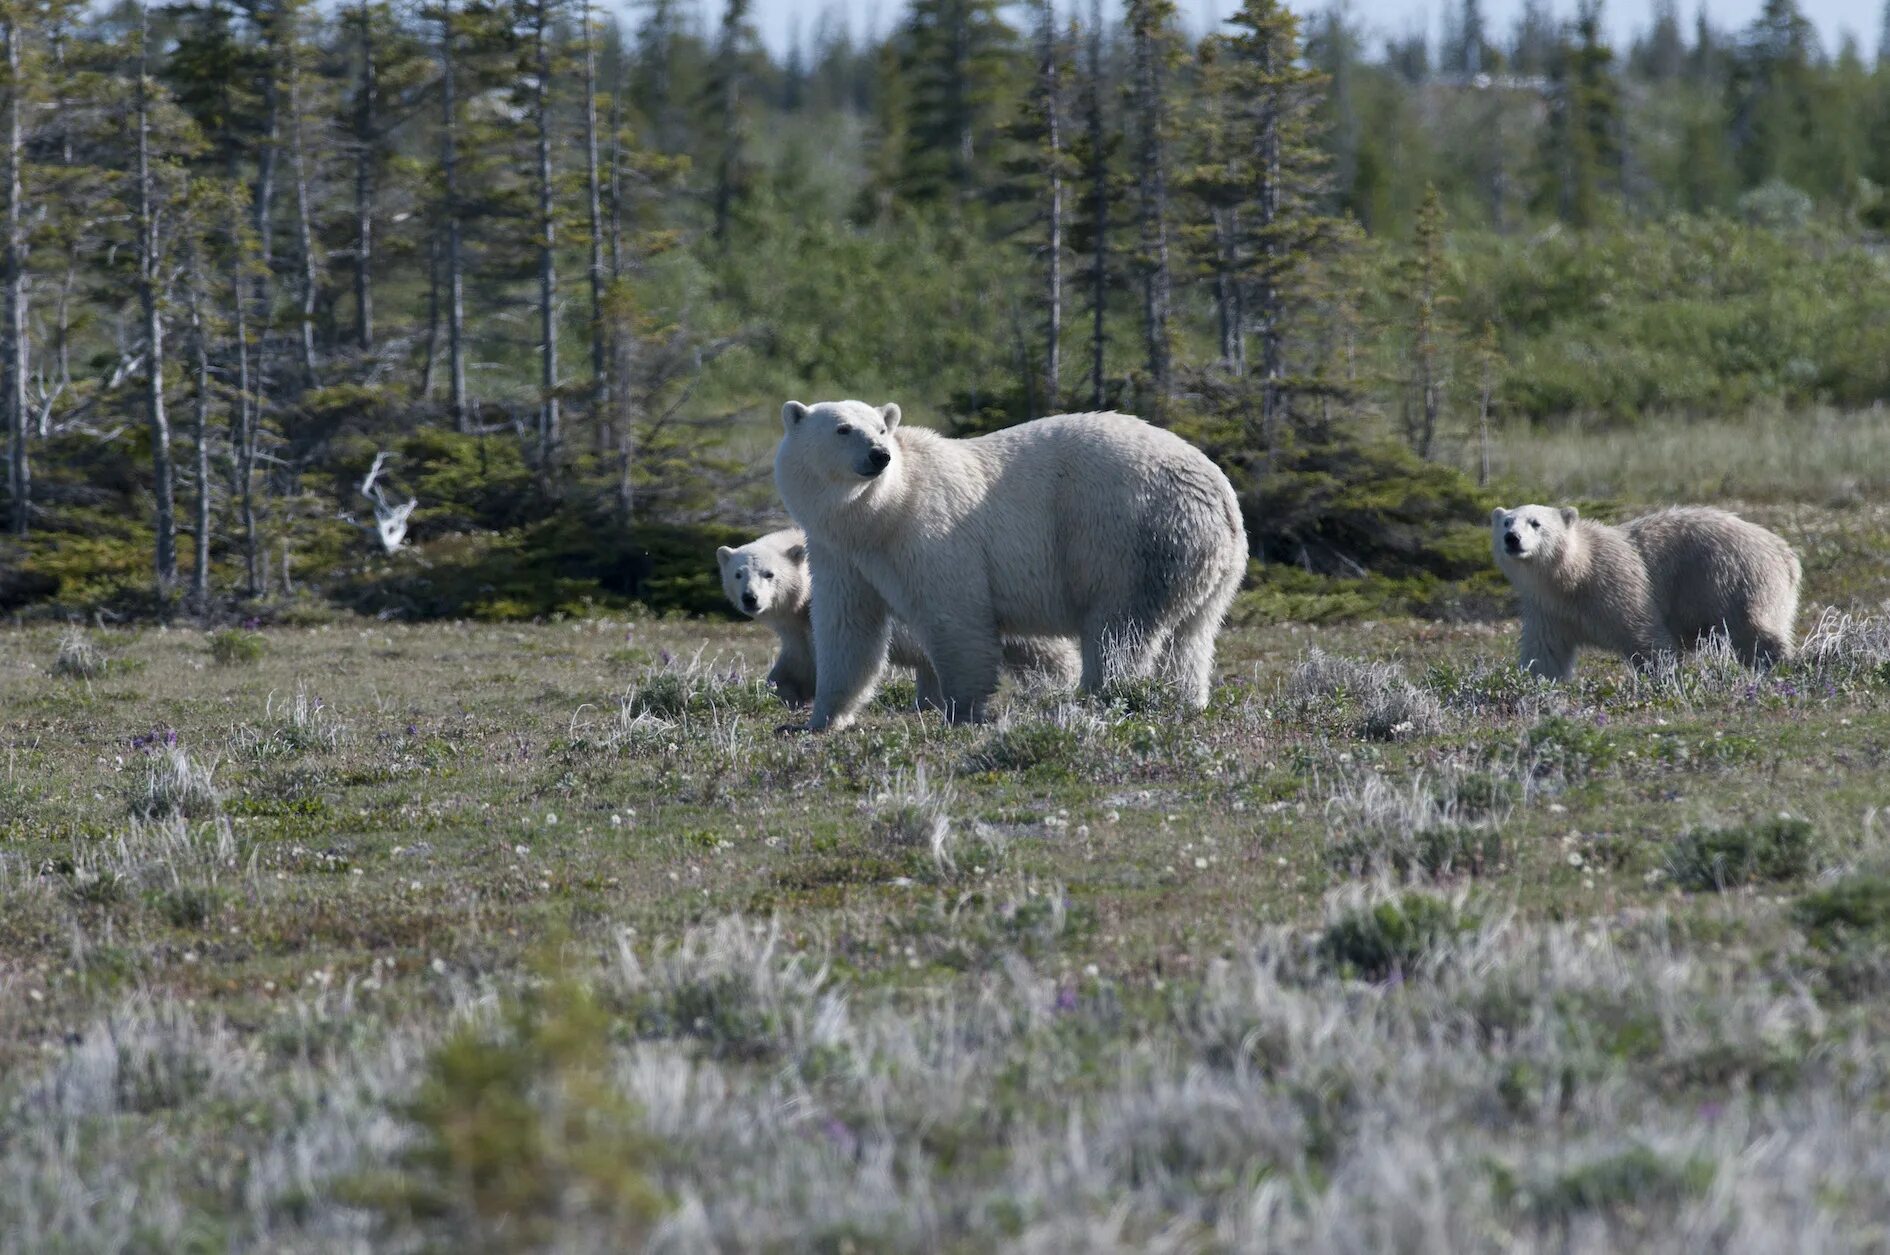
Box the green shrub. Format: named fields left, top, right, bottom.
left=209, top=629, right=266, bottom=666
left=367, top=979, right=665, bottom=1244
left=52, top=631, right=108, bottom=679
left=1793, top=875, right=1890, bottom=951
left=1666, top=816, right=1816, bottom=891
left=963, top=721, right=1084, bottom=777
left=1316, top=893, right=1476, bottom=980
left=1498, top=1144, right=1713, bottom=1224
left=1525, top=716, right=1617, bottom=776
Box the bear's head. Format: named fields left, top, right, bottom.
left=1492, top=504, right=1580, bottom=564
left=717, top=531, right=806, bottom=618
left=775, top=400, right=903, bottom=498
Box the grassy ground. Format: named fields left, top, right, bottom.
left=4, top=509, right=1890, bottom=1251
left=1484, top=406, right=1890, bottom=506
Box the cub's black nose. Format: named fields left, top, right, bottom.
left=1504, top=533, right=1522, bottom=554
left=866, top=446, right=891, bottom=472
left=741, top=592, right=759, bottom=611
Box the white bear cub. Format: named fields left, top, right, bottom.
left=774, top=399, right=1247, bottom=731
left=1493, top=503, right=1800, bottom=680
left=718, top=527, right=1079, bottom=708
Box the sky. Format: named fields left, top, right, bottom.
left=734, top=0, right=1886, bottom=62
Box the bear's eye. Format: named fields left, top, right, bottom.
left=760, top=571, right=773, bottom=579
left=1530, top=520, right=1541, bottom=530
left=835, top=424, right=853, bottom=436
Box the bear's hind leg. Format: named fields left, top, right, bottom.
left=1159, top=561, right=1242, bottom=711
left=1079, top=608, right=1167, bottom=696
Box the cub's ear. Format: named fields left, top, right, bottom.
left=1560, top=506, right=1580, bottom=526
left=715, top=545, right=734, bottom=569
left=785, top=542, right=806, bottom=565
left=1490, top=507, right=1507, bottom=526
left=878, top=403, right=901, bottom=431
left=782, top=400, right=809, bottom=430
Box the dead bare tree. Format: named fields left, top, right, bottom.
left=3, top=12, right=27, bottom=536
left=135, top=2, right=178, bottom=601
left=357, top=450, right=415, bottom=553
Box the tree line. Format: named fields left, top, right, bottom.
left=0, top=0, right=1885, bottom=617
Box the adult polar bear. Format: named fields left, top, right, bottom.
left=775, top=399, right=1247, bottom=731
left=1493, top=503, right=1800, bottom=680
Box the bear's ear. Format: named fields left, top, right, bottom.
left=878, top=403, right=901, bottom=432
left=785, top=542, right=806, bottom=565
left=1490, top=507, right=1507, bottom=526
left=782, top=400, right=809, bottom=430
left=1560, top=506, right=1580, bottom=526
left=715, top=545, right=734, bottom=569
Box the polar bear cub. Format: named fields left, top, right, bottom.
left=1492, top=503, right=1800, bottom=680
left=774, top=400, right=1247, bottom=731
left=717, top=527, right=1079, bottom=708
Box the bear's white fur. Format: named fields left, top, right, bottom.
left=774, top=400, right=1247, bottom=730
left=717, top=527, right=1080, bottom=708
left=1492, top=504, right=1801, bottom=680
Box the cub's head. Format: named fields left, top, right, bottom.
left=775, top=399, right=903, bottom=493
left=1492, top=504, right=1580, bottom=564
left=716, top=531, right=807, bottom=618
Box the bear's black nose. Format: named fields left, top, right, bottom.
left=865, top=446, right=891, bottom=473
left=741, top=592, right=759, bottom=611
left=1504, top=533, right=1522, bottom=554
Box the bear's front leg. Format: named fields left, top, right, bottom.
left=767, top=625, right=816, bottom=707
left=1519, top=617, right=1576, bottom=682
left=807, top=557, right=891, bottom=732
left=922, top=613, right=1002, bottom=724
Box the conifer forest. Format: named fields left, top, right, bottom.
left=0, top=0, right=1884, bottom=618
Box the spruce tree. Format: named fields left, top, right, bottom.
left=896, top=0, right=1019, bottom=204
left=1205, top=0, right=1340, bottom=451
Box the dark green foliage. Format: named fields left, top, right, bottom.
left=333, top=514, right=755, bottom=621
left=374, top=980, right=666, bottom=1243
left=1792, top=875, right=1890, bottom=950
left=1211, top=424, right=1508, bottom=620
left=963, top=721, right=1084, bottom=777
left=1498, top=1144, right=1713, bottom=1223
left=208, top=630, right=266, bottom=666
left=1316, top=893, right=1475, bottom=980
left=1665, top=816, right=1815, bottom=891
left=1525, top=717, right=1618, bottom=776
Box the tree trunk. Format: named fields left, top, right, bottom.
left=439, top=0, right=468, bottom=431
left=287, top=41, right=319, bottom=386
left=532, top=0, right=559, bottom=468
left=1085, top=0, right=1107, bottom=409
left=583, top=1, right=608, bottom=450
left=136, top=5, right=177, bottom=603
left=420, top=230, right=439, bottom=399
left=1255, top=46, right=1285, bottom=459
left=607, top=77, right=624, bottom=282
left=188, top=270, right=212, bottom=615
left=3, top=18, right=27, bottom=537
left=1129, top=1, right=1172, bottom=408
left=229, top=207, right=260, bottom=599
left=711, top=10, right=735, bottom=242
left=353, top=0, right=374, bottom=350
left=1039, top=3, right=1062, bottom=416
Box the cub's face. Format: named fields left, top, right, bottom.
left=1492, top=504, right=1577, bottom=563
left=778, top=399, right=903, bottom=486
left=716, top=540, right=804, bottom=617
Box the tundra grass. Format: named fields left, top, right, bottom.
left=2, top=567, right=1889, bottom=1249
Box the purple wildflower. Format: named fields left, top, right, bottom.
left=405, top=724, right=419, bottom=736
left=1055, top=986, right=1079, bottom=1013
left=659, top=648, right=674, bottom=666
